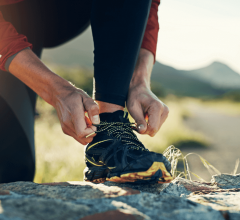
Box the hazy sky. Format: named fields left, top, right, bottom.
left=156, top=0, right=240, bottom=73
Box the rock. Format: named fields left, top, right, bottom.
left=0, top=181, right=140, bottom=201
left=0, top=175, right=239, bottom=220
left=160, top=177, right=217, bottom=197
left=0, top=197, right=90, bottom=220
left=189, top=192, right=240, bottom=220
left=189, top=192, right=240, bottom=210
left=211, top=174, right=240, bottom=189
left=103, top=181, right=169, bottom=194
left=81, top=210, right=146, bottom=220
left=0, top=190, right=10, bottom=196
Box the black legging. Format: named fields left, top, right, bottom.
left=43, top=0, right=152, bottom=106
left=0, top=0, right=152, bottom=183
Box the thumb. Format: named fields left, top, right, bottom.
left=130, top=105, right=148, bottom=134
left=83, top=98, right=100, bottom=125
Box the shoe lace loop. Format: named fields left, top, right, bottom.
left=93, top=122, right=148, bottom=151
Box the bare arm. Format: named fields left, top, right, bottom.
left=9, top=48, right=100, bottom=145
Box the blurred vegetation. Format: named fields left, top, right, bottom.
left=34, top=98, right=86, bottom=183
left=221, top=90, right=240, bottom=102
left=151, top=81, right=166, bottom=98
left=49, top=65, right=94, bottom=96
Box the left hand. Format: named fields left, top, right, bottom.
left=127, top=84, right=169, bottom=137
left=127, top=48, right=169, bottom=137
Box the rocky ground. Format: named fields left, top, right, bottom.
left=0, top=174, right=240, bottom=220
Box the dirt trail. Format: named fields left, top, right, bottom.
left=182, top=104, right=240, bottom=182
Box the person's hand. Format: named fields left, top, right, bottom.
left=51, top=82, right=100, bottom=145
left=127, top=85, right=169, bottom=136
left=8, top=48, right=99, bottom=145
left=127, top=48, right=169, bottom=137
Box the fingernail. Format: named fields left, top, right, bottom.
left=92, top=115, right=100, bottom=124
left=138, top=124, right=145, bottom=131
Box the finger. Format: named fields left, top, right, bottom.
left=55, top=96, right=96, bottom=144
left=70, top=101, right=96, bottom=139
left=63, top=113, right=97, bottom=142
left=146, top=102, right=164, bottom=137
left=84, top=116, right=97, bottom=138
left=64, top=110, right=97, bottom=141
left=58, top=110, right=77, bottom=135
left=60, top=122, right=87, bottom=144
left=62, top=122, right=96, bottom=144
left=61, top=124, right=73, bottom=136
left=85, top=115, right=92, bottom=127
left=83, top=98, right=100, bottom=125
left=158, top=105, right=169, bottom=129
left=74, top=135, right=95, bottom=145
left=129, top=103, right=148, bottom=134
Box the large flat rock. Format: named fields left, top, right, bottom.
left=0, top=174, right=239, bottom=220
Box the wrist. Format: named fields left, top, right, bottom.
left=47, top=74, right=76, bottom=106
left=8, top=49, right=73, bottom=106
left=130, top=48, right=154, bottom=89
left=130, top=70, right=149, bottom=89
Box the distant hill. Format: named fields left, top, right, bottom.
left=182, top=62, right=240, bottom=89
left=42, top=27, right=240, bottom=98
left=151, top=62, right=225, bottom=98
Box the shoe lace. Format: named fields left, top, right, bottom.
left=93, top=122, right=148, bottom=151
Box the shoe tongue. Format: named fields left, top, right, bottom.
left=100, top=110, right=129, bottom=123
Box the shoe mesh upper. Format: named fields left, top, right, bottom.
left=85, top=111, right=149, bottom=168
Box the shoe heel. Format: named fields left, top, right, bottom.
left=84, top=166, right=109, bottom=183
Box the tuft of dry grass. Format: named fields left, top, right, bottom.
left=163, top=145, right=239, bottom=182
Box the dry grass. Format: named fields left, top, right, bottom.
left=177, top=97, right=240, bottom=116
left=163, top=145, right=239, bottom=182
left=34, top=99, right=86, bottom=183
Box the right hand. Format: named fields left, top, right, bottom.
left=8, top=49, right=99, bottom=145
left=51, top=82, right=100, bottom=145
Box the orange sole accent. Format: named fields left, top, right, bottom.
left=105, top=162, right=173, bottom=184
left=85, top=178, right=106, bottom=184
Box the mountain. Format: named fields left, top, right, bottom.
left=151, top=62, right=225, bottom=98
left=182, top=62, right=240, bottom=89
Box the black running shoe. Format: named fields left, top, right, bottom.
left=84, top=110, right=172, bottom=184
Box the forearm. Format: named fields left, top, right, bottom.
left=127, top=49, right=168, bottom=137
left=8, top=48, right=99, bottom=145
left=130, top=48, right=154, bottom=89
left=8, top=48, right=70, bottom=105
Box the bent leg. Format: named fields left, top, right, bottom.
left=0, top=0, right=43, bottom=183
left=0, top=96, right=35, bottom=183
left=91, top=0, right=152, bottom=107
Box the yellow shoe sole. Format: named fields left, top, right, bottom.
left=87, top=162, right=173, bottom=184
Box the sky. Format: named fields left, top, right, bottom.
left=156, top=0, right=240, bottom=73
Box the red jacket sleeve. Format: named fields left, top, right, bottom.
left=0, top=0, right=24, bottom=6
left=0, top=11, right=32, bottom=71
left=141, top=0, right=160, bottom=62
